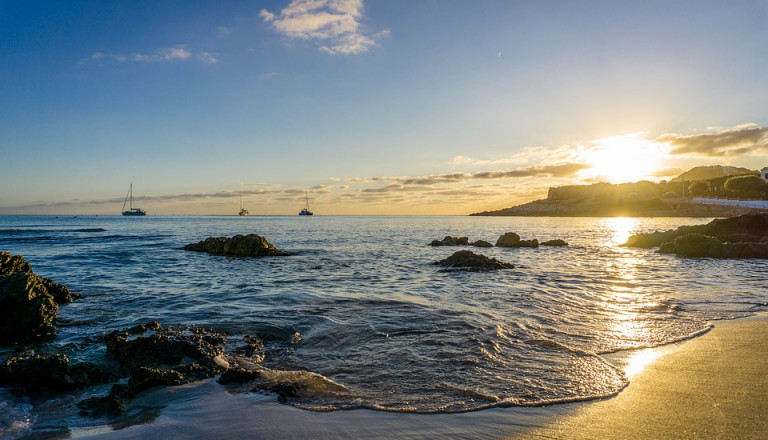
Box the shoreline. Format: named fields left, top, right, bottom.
left=513, top=313, right=768, bottom=439
left=67, top=314, right=768, bottom=440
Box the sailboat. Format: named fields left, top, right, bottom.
left=299, top=190, right=313, bottom=216
left=238, top=186, right=249, bottom=216
left=122, top=184, right=146, bottom=216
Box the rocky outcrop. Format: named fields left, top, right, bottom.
left=429, top=236, right=469, bottom=246
left=79, top=322, right=232, bottom=416
left=183, top=234, right=291, bottom=257
left=0, top=252, right=77, bottom=344
left=434, top=250, right=514, bottom=271
left=623, top=213, right=768, bottom=249
left=495, top=232, right=539, bottom=248
left=469, top=240, right=493, bottom=248
left=541, top=239, right=569, bottom=246
left=657, top=234, right=768, bottom=258
left=0, top=354, right=113, bottom=392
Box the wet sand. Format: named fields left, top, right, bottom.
left=72, top=315, right=768, bottom=440
left=514, top=314, right=768, bottom=440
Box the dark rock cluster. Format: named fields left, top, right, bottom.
left=623, top=213, right=768, bottom=258
left=658, top=233, right=768, bottom=258
left=79, top=322, right=231, bottom=416
left=433, top=250, right=515, bottom=271
left=0, top=354, right=114, bottom=393
left=429, top=234, right=567, bottom=249
left=495, top=232, right=539, bottom=248
left=184, top=234, right=291, bottom=257
left=0, top=252, right=78, bottom=344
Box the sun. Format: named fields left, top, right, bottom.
left=580, top=133, right=665, bottom=183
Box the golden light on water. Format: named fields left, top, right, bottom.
left=602, top=217, right=638, bottom=246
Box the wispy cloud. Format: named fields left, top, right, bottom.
left=82, top=46, right=217, bottom=65
left=656, top=124, right=768, bottom=157
left=260, top=0, right=388, bottom=55
left=350, top=163, right=591, bottom=186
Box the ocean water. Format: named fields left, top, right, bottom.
left=1, top=215, right=766, bottom=438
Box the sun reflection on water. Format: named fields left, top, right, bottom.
left=602, top=217, right=638, bottom=246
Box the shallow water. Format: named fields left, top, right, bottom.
left=1, top=215, right=766, bottom=437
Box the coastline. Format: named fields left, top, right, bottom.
left=513, top=313, right=768, bottom=440
left=68, top=314, right=768, bottom=440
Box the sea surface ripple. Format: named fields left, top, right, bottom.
left=1, top=215, right=766, bottom=427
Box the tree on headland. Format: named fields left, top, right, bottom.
left=688, top=180, right=709, bottom=196
left=724, top=175, right=767, bottom=198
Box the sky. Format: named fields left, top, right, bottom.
left=1, top=0, right=767, bottom=215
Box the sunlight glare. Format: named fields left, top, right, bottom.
left=581, top=133, right=665, bottom=183
left=602, top=217, right=638, bottom=246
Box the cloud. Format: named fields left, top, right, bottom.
left=386, top=163, right=592, bottom=186
left=82, top=46, right=217, bottom=65
left=656, top=124, right=768, bottom=157
left=260, top=0, right=388, bottom=55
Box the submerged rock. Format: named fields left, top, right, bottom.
left=540, top=239, right=568, bottom=247
left=429, top=236, right=469, bottom=246
left=183, top=234, right=291, bottom=257
left=495, top=232, right=539, bottom=248
left=0, top=252, right=77, bottom=344
left=434, top=250, right=514, bottom=271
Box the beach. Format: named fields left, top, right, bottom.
left=63, top=314, right=767, bottom=440
left=515, top=314, right=768, bottom=440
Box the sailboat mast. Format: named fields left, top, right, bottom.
left=129, top=184, right=133, bottom=210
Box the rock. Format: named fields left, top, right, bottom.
left=0, top=252, right=32, bottom=276
left=80, top=322, right=234, bottom=417
left=218, top=367, right=264, bottom=385
left=105, top=322, right=228, bottom=375
left=623, top=213, right=768, bottom=249
left=0, top=273, right=58, bottom=342
left=673, top=234, right=723, bottom=258
left=495, top=232, right=538, bottom=248
left=657, top=242, right=675, bottom=254
left=720, top=242, right=768, bottom=259
left=469, top=240, right=493, bottom=248
left=654, top=234, right=768, bottom=259
left=183, top=234, right=291, bottom=257
left=0, top=252, right=78, bottom=344
left=433, top=250, right=514, bottom=271
left=495, top=232, right=521, bottom=247
left=0, top=354, right=113, bottom=392
left=540, top=239, right=568, bottom=246
left=429, top=236, right=469, bottom=246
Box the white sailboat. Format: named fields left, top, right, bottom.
left=299, top=190, right=313, bottom=216
left=238, top=185, right=249, bottom=216
left=122, top=184, right=146, bottom=216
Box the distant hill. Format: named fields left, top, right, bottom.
left=471, top=165, right=764, bottom=217
left=670, top=165, right=756, bottom=182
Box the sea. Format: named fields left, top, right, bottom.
left=1, top=215, right=766, bottom=439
